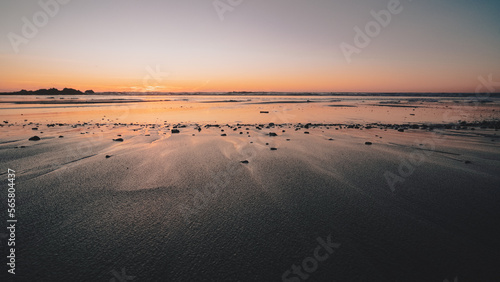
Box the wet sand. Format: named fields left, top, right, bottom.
left=0, top=95, right=499, bottom=281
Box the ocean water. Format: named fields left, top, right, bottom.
left=0, top=94, right=499, bottom=281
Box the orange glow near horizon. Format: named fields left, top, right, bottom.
left=0, top=59, right=487, bottom=93
left=1, top=1, right=499, bottom=93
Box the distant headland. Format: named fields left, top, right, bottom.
left=1, top=89, right=499, bottom=97
left=1, top=88, right=94, bottom=95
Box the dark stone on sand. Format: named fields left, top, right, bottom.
left=365, top=142, right=373, bottom=145
left=304, top=132, right=310, bottom=134
left=269, top=123, right=275, bottom=127
left=171, top=129, right=180, bottom=134
left=221, top=134, right=227, bottom=136
left=240, top=160, right=249, bottom=164
left=265, top=143, right=269, bottom=145
left=270, top=147, right=277, bottom=150
left=105, top=155, right=111, bottom=158
left=269, top=132, right=278, bottom=137
left=328, top=138, right=334, bottom=141
left=286, top=139, right=291, bottom=141
left=240, top=132, right=243, bottom=134
left=113, top=138, right=124, bottom=142
left=464, top=160, right=472, bottom=164
left=32, top=128, right=38, bottom=130
left=398, top=129, right=405, bottom=132
left=59, top=136, right=64, bottom=138
left=29, top=136, right=41, bottom=141
left=260, top=111, right=269, bottom=114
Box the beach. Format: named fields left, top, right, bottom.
left=1, top=94, right=500, bottom=281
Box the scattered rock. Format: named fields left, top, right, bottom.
left=171, top=129, right=180, bottom=134
left=113, top=138, right=124, bottom=142
left=32, top=128, right=38, bottom=130
left=365, top=142, right=372, bottom=145
left=105, top=155, right=111, bottom=158
left=29, top=136, right=41, bottom=141
left=269, top=132, right=278, bottom=137
left=221, top=133, right=227, bottom=136
left=260, top=111, right=269, bottom=114
left=270, top=147, right=278, bottom=151
left=240, top=160, right=249, bottom=164
left=59, top=136, right=64, bottom=138
left=464, top=160, right=471, bottom=164
left=304, top=132, right=310, bottom=134
left=398, top=129, right=405, bottom=132
left=328, top=138, right=334, bottom=141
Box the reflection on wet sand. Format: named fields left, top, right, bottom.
left=1, top=94, right=499, bottom=281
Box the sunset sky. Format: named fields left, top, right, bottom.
left=1, top=0, right=499, bottom=93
